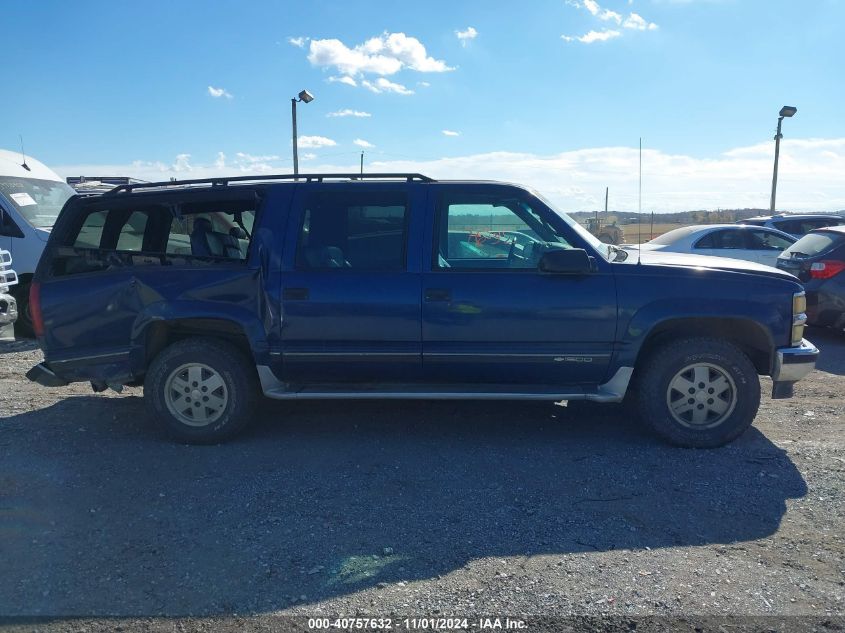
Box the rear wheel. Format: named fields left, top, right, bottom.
left=637, top=337, right=760, bottom=448
left=144, top=337, right=258, bottom=443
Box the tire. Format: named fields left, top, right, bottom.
left=11, top=283, right=33, bottom=339
left=144, top=337, right=259, bottom=444
left=637, top=337, right=760, bottom=448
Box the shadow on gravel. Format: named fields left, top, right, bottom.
left=0, top=395, right=807, bottom=616
left=808, top=326, right=845, bottom=375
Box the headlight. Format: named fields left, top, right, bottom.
left=792, top=291, right=807, bottom=346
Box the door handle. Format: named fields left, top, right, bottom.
left=424, top=288, right=451, bottom=302
left=283, top=287, right=309, bottom=300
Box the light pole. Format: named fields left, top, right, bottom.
left=291, top=89, right=314, bottom=176
left=770, top=105, right=797, bottom=213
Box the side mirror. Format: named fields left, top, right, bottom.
left=538, top=248, right=593, bottom=274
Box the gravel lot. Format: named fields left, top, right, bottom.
left=1, top=329, right=844, bottom=630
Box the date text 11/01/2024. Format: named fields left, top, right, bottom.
left=307, top=617, right=528, bottom=630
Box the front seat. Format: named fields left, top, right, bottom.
left=190, top=218, right=217, bottom=257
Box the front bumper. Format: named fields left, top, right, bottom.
left=770, top=339, right=819, bottom=398
left=773, top=338, right=819, bottom=382
left=0, top=292, right=16, bottom=326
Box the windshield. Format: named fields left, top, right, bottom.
left=781, top=231, right=844, bottom=259
left=532, top=190, right=614, bottom=260
left=0, top=176, right=76, bottom=228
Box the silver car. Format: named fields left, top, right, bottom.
left=625, top=224, right=796, bottom=267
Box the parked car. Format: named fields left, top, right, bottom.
left=27, top=173, right=817, bottom=447
left=737, top=213, right=844, bottom=238
left=0, top=249, right=18, bottom=341
left=0, top=149, right=77, bottom=335
left=624, top=224, right=796, bottom=267
left=776, top=226, right=845, bottom=330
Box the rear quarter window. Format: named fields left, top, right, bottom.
left=51, top=196, right=258, bottom=277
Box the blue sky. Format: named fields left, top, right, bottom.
left=2, top=0, right=844, bottom=211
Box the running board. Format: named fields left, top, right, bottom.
left=256, top=366, right=632, bottom=403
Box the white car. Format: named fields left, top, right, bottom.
left=0, top=249, right=18, bottom=341
left=624, top=224, right=796, bottom=267
left=0, top=149, right=77, bottom=335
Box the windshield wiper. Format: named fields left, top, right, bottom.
left=789, top=251, right=809, bottom=259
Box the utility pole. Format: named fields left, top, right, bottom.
left=360, top=151, right=364, bottom=176
left=290, top=90, right=314, bottom=178
left=291, top=98, right=299, bottom=176
left=604, top=186, right=608, bottom=221
left=770, top=106, right=797, bottom=213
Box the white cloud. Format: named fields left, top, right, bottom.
left=455, top=26, right=478, bottom=46
left=327, top=75, right=358, bottom=87
left=623, top=12, right=659, bottom=30
left=361, top=77, right=414, bottom=95
left=172, top=153, right=193, bottom=172
left=53, top=139, right=845, bottom=213
left=287, top=36, right=308, bottom=48
left=327, top=109, right=372, bottom=118
left=307, top=32, right=453, bottom=77
left=418, top=81, right=431, bottom=88
left=298, top=135, right=337, bottom=149
left=302, top=153, right=317, bottom=160
left=581, top=0, right=601, bottom=15
left=207, top=85, right=233, bottom=99
left=563, top=29, right=622, bottom=43
left=442, top=130, right=461, bottom=137
left=236, top=152, right=280, bottom=162
left=566, top=0, right=658, bottom=35
left=353, top=139, right=375, bottom=148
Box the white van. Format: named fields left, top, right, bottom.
left=0, top=149, right=76, bottom=335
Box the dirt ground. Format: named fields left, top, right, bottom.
left=1, top=329, right=844, bottom=631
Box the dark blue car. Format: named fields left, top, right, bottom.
left=26, top=173, right=818, bottom=447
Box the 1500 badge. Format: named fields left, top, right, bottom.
left=554, top=356, right=594, bottom=363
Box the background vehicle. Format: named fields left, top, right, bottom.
left=584, top=217, right=623, bottom=244
left=737, top=213, right=844, bottom=238
left=27, top=173, right=817, bottom=448
left=626, top=224, right=796, bottom=267
left=0, top=149, right=76, bottom=335
left=777, top=226, right=845, bottom=330
left=0, top=248, right=18, bottom=341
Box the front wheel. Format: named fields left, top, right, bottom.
left=637, top=337, right=760, bottom=448
left=144, top=337, right=258, bottom=443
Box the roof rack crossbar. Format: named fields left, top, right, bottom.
left=105, top=173, right=435, bottom=194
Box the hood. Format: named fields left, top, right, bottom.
left=620, top=249, right=799, bottom=282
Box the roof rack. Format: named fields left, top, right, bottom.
left=105, top=172, right=435, bottom=195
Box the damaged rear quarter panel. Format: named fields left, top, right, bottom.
left=39, top=263, right=272, bottom=383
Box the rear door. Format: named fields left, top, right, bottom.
left=278, top=183, right=425, bottom=383
left=692, top=229, right=758, bottom=263
left=421, top=183, right=617, bottom=386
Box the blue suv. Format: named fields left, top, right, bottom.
left=26, top=173, right=818, bottom=447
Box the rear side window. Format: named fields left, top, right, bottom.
left=296, top=190, right=409, bottom=270
left=52, top=197, right=257, bottom=277
left=694, top=230, right=745, bottom=249
left=772, top=220, right=799, bottom=234
left=782, top=231, right=845, bottom=259
left=745, top=229, right=793, bottom=251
